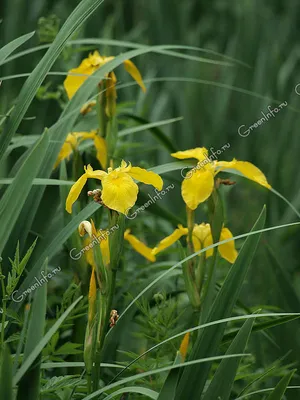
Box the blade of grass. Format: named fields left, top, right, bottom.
left=0, top=132, right=49, bottom=255
left=266, top=369, right=296, bottom=400
left=109, top=313, right=298, bottom=384
left=0, top=344, right=13, bottom=400
left=0, top=32, right=35, bottom=67
left=202, top=318, right=255, bottom=400
left=13, top=295, right=83, bottom=385
left=82, top=355, right=250, bottom=400
left=16, top=259, right=47, bottom=400
left=99, top=387, right=158, bottom=400
left=118, top=115, right=182, bottom=153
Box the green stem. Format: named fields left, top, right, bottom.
left=195, top=253, right=206, bottom=293
left=91, top=212, right=125, bottom=391
left=97, top=81, right=108, bottom=137
left=186, top=206, right=195, bottom=256
left=87, top=373, right=92, bottom=394
left=0, top=262, right=7, bottom=349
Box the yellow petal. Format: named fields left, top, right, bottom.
left=179, top=333, right=190, bottom=361
left=99, top=230, right=110, bottom=266
left=128, top=166, right=163, bottom=190
left=203, top=233, right=214, bottom=259
left=124, top=229, right=156, bottom=262
left=218, top=227, right=238, bottom=264
left=181, top=169, right=214, bottom=210
left=65, top=165, right=106, bottom=214
left=171, top=147, right=209, bottom=162
left=78, top=220, right=93, bottom=237
left=192, top=223, right=211, bottom=252
left=88, top=268, right=97, bottom=323
left=84, top=164, right=107, bottom=180
left=84, top=237, right=96, bottom=269
left=152, top=225, right=188, bottom=255
left=88, top=50, right=103, bottom=66
left=216, top=159, right=271, bottom=189
left=118, top=160, right=131, bottom=173
left=88, top=268, right=97, bottom=301
left=93, top=136, right=107, bottom=169
left=75, top=131, right=96, bottom=141
left=90, top=219, right=97, bottom=236
left=203, top=227, right=238, bottom=263
left=75, top=131, right=107, bottom=169
left=123, top=59, right=146, bottom=92
left=100, top=55, right=114, bottom=65
left=101, top=171, right=138, bottom=214
left=80, top=100, right=97, bottom=115
left=105, top=71, right=117, bottom=117
left=54, top=133, right=77, bottom=169
left=65, top=173, right=88, bottom=213
left=64, top=64, right=96, bottom=99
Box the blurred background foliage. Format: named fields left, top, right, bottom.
left=1, top=0, right=300, bottom=398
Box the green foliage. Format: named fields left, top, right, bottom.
left=37, top=15, right=61, bottom=44
left=6, top=239, right=37, bottom=296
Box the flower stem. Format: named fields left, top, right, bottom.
left=0, top=260, right=7, bottom=349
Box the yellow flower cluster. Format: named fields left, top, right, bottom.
left=61, top=52, right=272, bottom=268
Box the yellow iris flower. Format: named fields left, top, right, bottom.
left=54, top=131, right=107, bottom=170
left=172, top=147, right=271, bottom=210
left=152, top=222, right=238, bottom=264
left=124, top=229, right=156, bottom=262
left=79, top=221, right=156, bottom=267
left=66, top=161, right=163, bottom=215
left=64, top=50, right=146, bottom=100
left=79, top=220, right=110, bottom=267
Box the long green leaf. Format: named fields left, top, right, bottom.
left=2, top=39, right=242, bottom=67
left=0, top=178, right=74, bottom=186
left=82, top=355, right=250, bottom=400
left=110, top=313, right=298, bottom=384
left=266, top=244, right=300, bottom=311
left=118, top=117, right=183, bottom=137
left=157, top=350, right=186, bottom=400
left=202, top=318, right=255, bottom=400
left=0, top=132, right=49, bottom=254
left=0, top=0, right=104, bottom=160
left=266, top=369, right=296, bottom=400
left=174, top=207, right=266, bottom=399
left=13, top=295, right=83, bottom=385
left=235, top=386, right=300, bottom=399
left=0, top=344, right=13, bottom=400
left=118, top=115, right=181, bottom=153
left=100, top=387, right=158, bottom=400
left=40, top=362, right=123, bottom=369
left=16, top=259, right=47, bottom=400
left=0, top=32, right=35, bottom=67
